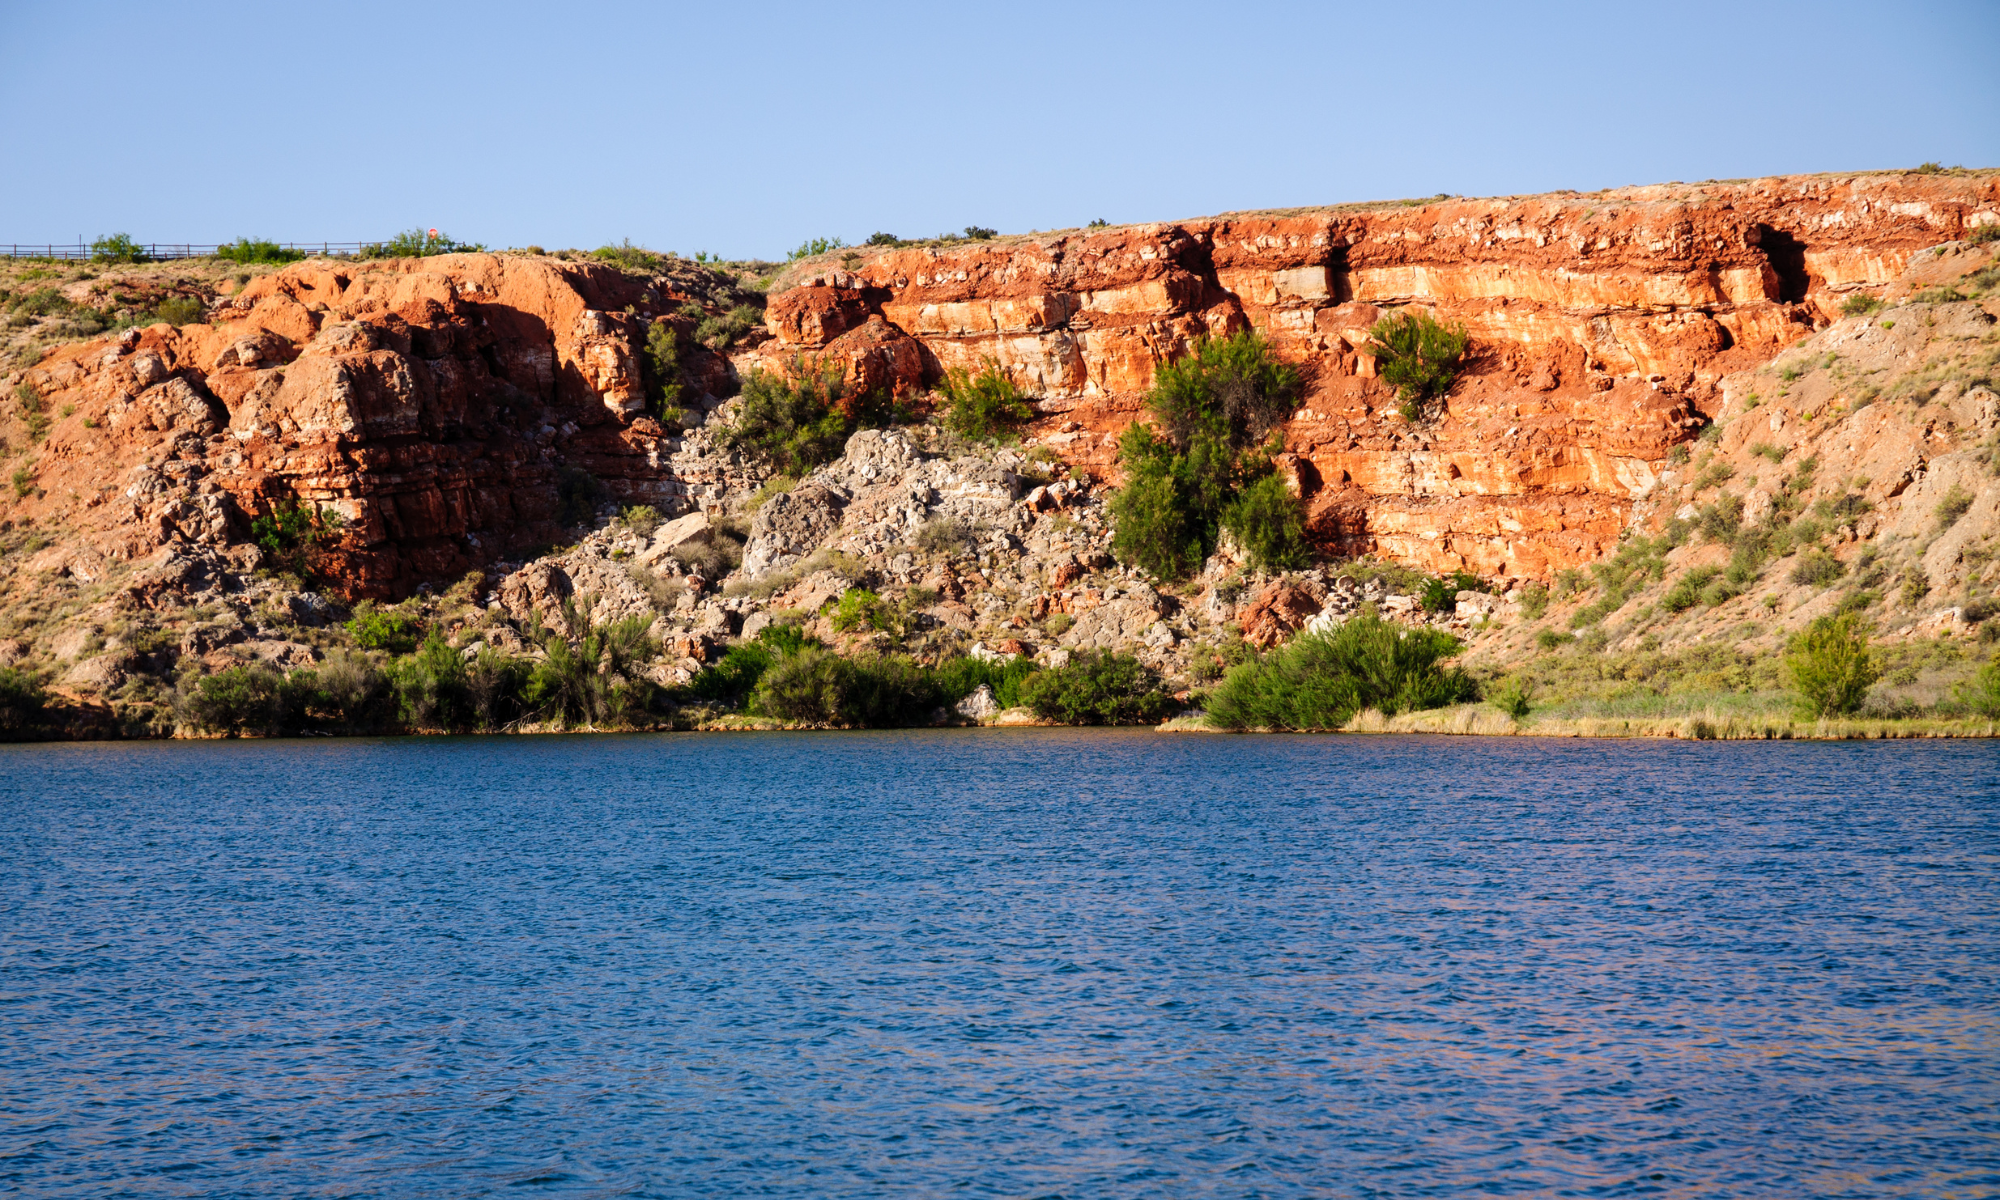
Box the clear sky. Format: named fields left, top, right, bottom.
left=2, top=0, right=1995, bottom=259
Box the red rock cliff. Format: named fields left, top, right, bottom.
left=751, top=172, right=2000, bottom=576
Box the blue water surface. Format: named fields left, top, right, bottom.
left=1, top=732, right=1997, bottom=1198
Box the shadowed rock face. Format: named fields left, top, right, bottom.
left=10, top=254, right=725, bottom=597
left=748, top=172, right=2000, bottom=577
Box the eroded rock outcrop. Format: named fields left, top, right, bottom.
left=748, top=172, right=2000, bottom=577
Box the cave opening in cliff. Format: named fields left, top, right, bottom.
left=1756, top=226, right=1811, bottom=302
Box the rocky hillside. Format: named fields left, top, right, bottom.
left=0, top=170, right=1996, bottom=735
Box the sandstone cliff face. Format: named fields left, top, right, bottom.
left=750, top=173, right=2000, bottom=577
left=5, top=254, right=759, bottom=597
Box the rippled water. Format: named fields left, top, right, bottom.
left=3, top=733, right=1998, bottom=1197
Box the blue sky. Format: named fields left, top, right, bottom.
left=2, top=0, right=1994, bottom=259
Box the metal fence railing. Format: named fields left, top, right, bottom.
left=0, top=242, right=382, bottom=261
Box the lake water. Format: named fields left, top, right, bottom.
left=2, top=732, right=1996, bottom=1198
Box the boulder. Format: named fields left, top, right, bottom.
left=1238, top=581, right=1326, bottom=648
left=634, top=511, right=712, bottom=569
left=63, top=653, right=127, bottom=692
left=955, top=684, right=1002, bottom=721
left=1066, top=596, right=1167, bottom=651
left=742, top=482, right=847, bottom=576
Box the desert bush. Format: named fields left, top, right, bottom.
left=1420, top=571, right=1485, bottom=614
left=366, top=229, right=485, bottom=257
left=217, top=238, right=303, bottom=264
left=89, top=233, right=146, bottom=263
left=685, top=624, right=815, bottom=705
left=1969, top=224, right=2000, bottom=246
left=1790, top=547, right=1845, bottom=587
left=724, top=362, right=853, bottom=475
left=154, top=296, right=204, bottom=327
left=180, top=664, right=295, bottom=735
left=830, top=587, right=897, bottom=634
left=1519, top=581, right=1550, bottom=620
left=304, top=650, right=395, bottom=732
left=787, top=236, right=847, bottom=261
left=1935, top=484, right=1975, bottom=530
left=1956, top=656, right=2000, bottom=717
left=1222, top=473, right=1309, bottom=573
left=524, top=599, right=658, bottom=727
left=250, top=501, right=345, bottom=579
left=1663, top=567, right=1722, bottom=613
left=1534, top=627, right=1569, bottom=652
left=937, top=360, right=1032, bottom=439
left=672, top=537, right=739, bottom=578
left=1111, top=331, right=1303, bottom=578
left=617, top=505, right=663, bottom=538
left=1366, top=309, right=1470, bottom=415
left=389, top=633, right=474, bottom=731
left=643, top=322, right=685, bottom=419
left=915, top=516, right=976, bottom=555
left=0, top=667, right=46, bottom=736
left=1206, top=609, right=1475, bottom=730
left=1784, top=613, right=1879, bottom=718
left=1840, top=294, right=1883, bottom=317
left=591, top=240, right=664, bottom=272
left=695, top=305, right=763, bottom=351
left=1020, top=650, right=1174, bottom=725
left=346, top=605, right=425, bottom=654
left=1489, top=675, right=1533, bottom=718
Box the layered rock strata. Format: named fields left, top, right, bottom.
left=751, top=173, right=2000, bottom=576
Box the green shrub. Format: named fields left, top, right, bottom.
left=1839, top=294, right=1882, bottom=317
left=752, top=647, right=940, bottom=726
left=1534, top=627, right=1569, bottom=652
left=1489, top=675, right=1533, bottom=718
left=216, top=238, right=303, bottom=264
left=1146, top=331, right=1299, bottom=452
left=1663, top=567, right=1722, bottom=613
left=1020, top=650, right=1174, bottom=725
left=89, top=233, right=147, bottom=263
left=11, top=467, right=34, bottom=498
left=1783, top=614, right=1879, bottom=718
left=1111, top=332, right=1303, bottom=579
left=643, top=322, right=686, bottom=420
left=591, top=239, right=664, bottom=272
left=0, top=667, right=47, bottom=735
left=931, top=654, right=1038, bottom=710
left=1366, top=309, right=1469, bottom=413
left=1519, top=582, right=1550, bottom=620
left=1419, top=571, right=1484, bottom=614
left=1968, top=224, right=2000, bottom=246
left=1205, top=609, right=1475, bottom=730
left=250, top=501, right=345, bottom=578
left=723, top=362, right=854, bottom=475
left=787, top=236, right=847, bottom=261
left=1221, top=473, right=1309, bottom=572
left=390, top=633, right=473, bottom=731
left=1935, top=484, right=1975, bottom=530
left=1956, top=656, right=2000, bottom=717
left=182, top=664, right=294, bottom=735
left=365, top=229, right=485, bottom=258
left=1790, top=548, right=1845, bottom=587
left=695, top=304, right=764, bottom=351
left=617, top=505, right=663, bottom=538
left=524, top=599, right=658, bottom=727
left=11, top=287, right=70, bottom=318
left=938, top=360, right=1033, bottom=439
left=154, top=296, right=203, bottom=327
left=830, top=586, right=896, bottom=633
left=347, top=606, right=425, bottom=654
left=686, top=624, right=815, bottom=704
